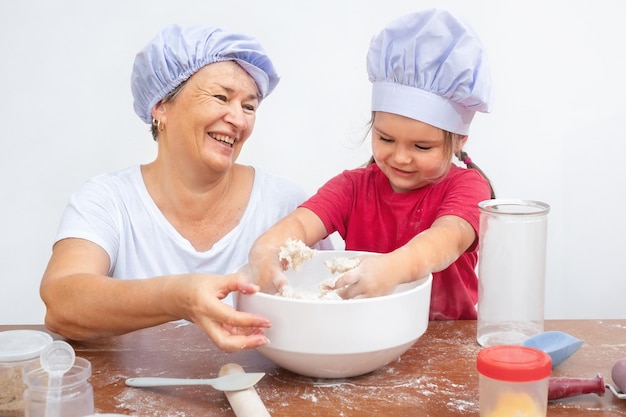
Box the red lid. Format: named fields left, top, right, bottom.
left=477, top=345, right=552, bottom=382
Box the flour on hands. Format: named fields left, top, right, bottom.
left=277, top=239, right=360, bottom=300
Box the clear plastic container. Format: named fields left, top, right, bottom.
left=22, top=356, right=94, bottom=417
left=477, top=345, right=552, bottom=417
left=476, top=199, right=550, bottom=347
left=0, top=330, right=53, bottom=417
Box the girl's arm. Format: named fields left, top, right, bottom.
left=247, top=207, right=329, bottom=293
left=335, top=215, right=475, bottom=299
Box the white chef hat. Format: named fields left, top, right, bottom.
left=131, top=24, right=280, bottom=124
left=367, top=9, right=493, bottom=135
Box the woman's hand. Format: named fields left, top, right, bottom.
left=176, top=273, right=272, bottom=353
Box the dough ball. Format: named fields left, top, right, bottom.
left=611, top=358, right=626, bottom=392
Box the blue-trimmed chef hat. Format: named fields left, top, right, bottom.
left=367, top=9, right=493, bottom=135
left=131, top=24, right=280, bottom=124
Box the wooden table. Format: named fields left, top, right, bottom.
left=6, top=320, right=626, bottom=416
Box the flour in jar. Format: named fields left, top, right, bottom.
left=277, top=239, right=360, bottom=300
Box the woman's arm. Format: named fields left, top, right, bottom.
left=40, top=238, right=271, bottom=352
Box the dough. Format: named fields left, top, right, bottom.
left=278, top=238, right=317, bottom=271
left=276, top=240, right=360, bottom=300
left=324, top=257, right=360, bottom=274
left=280, top=284, right=342, bottom=301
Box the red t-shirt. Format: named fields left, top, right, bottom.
left=301, top=164, right=491, bottom=320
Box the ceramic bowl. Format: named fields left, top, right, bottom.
left=236, top=250, right=432, bottom=378
left=522, top=330, right=584, bottom=368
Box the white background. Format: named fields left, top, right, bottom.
left=1, top=0, right=624, bottom=324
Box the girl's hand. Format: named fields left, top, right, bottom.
left=246, top=247, right=288, bottom=295
left=333, top=254, right=405, bottom=299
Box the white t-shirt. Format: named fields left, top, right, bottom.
left=55, top=165, right=327, bottom=282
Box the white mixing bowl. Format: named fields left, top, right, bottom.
left=236, top=250, right=432, bottom=378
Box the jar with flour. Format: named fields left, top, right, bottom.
left=0, top=330, right=53, bottom=417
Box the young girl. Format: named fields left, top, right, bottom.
left=248, top=8, right=494, bottom=320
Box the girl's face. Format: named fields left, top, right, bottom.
left=154, top=61, right=259, bottom=176
left=371, top=111, right=466, bottom=193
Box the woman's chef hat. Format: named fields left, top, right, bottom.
left=367, top=9, right=493, bottom=135
left=131, top=24, right=280, bottom=124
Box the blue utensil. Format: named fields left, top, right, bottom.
left=522, top=331, right=584, bottom=368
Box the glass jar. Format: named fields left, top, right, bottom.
left=476, top=199, right=550, bottom=347
left=22, top=356, right=94, bottom=417
left=0, top=330, right=53, bottom=417
left=477, top=345, right=552, bottom=417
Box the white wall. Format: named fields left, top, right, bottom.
left=1, top=0, right=624, bottom=324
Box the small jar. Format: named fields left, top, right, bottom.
left=22, top=356, right=94, bottom=417
left=0, top=330, right=53, bottom=417
left=477, top=345, right=552, bottom=417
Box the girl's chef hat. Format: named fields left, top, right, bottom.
left=367, top=8, right=493, bottom=135
left=131, top=24, right=280, bottom=124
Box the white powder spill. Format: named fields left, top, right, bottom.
left=255, top=366, right=479, bottom=415
left=85, top=320, right=626, bottom=415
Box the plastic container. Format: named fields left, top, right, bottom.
left=476, top=199, right=550, bottom=347
left=477, top=345, right=552, bottom=417
left=0, top=330, right=53, bottom=417
left=22, top=356, right=94, bottom=417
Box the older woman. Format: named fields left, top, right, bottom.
left=40, top=25, right=329, bottom=352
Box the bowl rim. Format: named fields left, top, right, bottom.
left=238, top=274, right=432, bottom=305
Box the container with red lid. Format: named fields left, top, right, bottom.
left=477, top=345, right=552, bottom=417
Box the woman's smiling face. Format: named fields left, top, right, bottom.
left=155, top=61, right=260, bottom=175
left=371, top=111, right=464, bottom=193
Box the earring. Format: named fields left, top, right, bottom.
left=152, top=118, right=165, bottom=132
